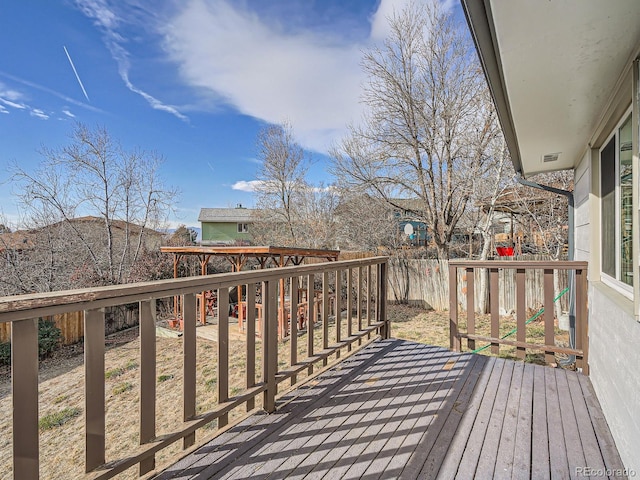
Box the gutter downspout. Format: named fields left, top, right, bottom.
left=515, top=176, right=576, bottom=367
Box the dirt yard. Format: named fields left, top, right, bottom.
left=0, top=303, right=569, bottom=479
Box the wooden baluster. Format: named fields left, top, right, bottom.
left=347, top=268, right=353, bottom=350
left=246, top=284, right=256, bottom=411
left=516, top=269, right=526, bottom=360
left=449, top=264, right=459, bottom=351
left=183, top=293, right=197, bottom=448
left=139, top=299, right=156, bottom=474
left=307, top=274, right=314, bottom=376
left=290, top=277, right=298, bottom=385
left=84, top=309, right=105, bottom=473
left=12, top=318, right=39, bottom=478
left=322, top=271, right=330, bottom=366
left=543, top=269, right=555, bottom=365
left=466, top=267, right=475, bottom=351
left=263, top=280, right=278, bottom=413
left=218, top=287, right=229, bottom=428
left=490, top=267, right=500, bottom=355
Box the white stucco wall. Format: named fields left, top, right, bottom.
left=574, top=151, right=640, bottom=475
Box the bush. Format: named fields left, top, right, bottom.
left=38, top=318, right=62, bottom=359
left=0, top=319, right=62, bottom=366
left=0, top=342, right=10, bottom=366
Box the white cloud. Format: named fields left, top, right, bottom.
left=75, top=0, right=188, bottom=121
left=0, top=105, right=7, bottom=114
left=232, top=180, right=263, bottom=192
left=162, top=0, right=369, bottom=153
left=30, top=109, right=49, bottom=120
left=62, top=109, right=75, bottom=118
left=0, top=98, right=26, bottom=109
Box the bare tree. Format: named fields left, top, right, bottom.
left=331, top=0, right=501, bottom=259
left=8, top=123, right=177, bottom=289
left=252, top=122, right=309, bottom=246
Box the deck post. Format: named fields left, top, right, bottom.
left=449, top=263, right=460, bottom=351
left=575, top=267, right=589, bottom=374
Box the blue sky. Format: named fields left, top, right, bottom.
left=0, top=0, right=458, bottom=229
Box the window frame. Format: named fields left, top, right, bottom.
left=599, top=108, right=634, bottom=298
left=237, top=223, right=248, bottom=234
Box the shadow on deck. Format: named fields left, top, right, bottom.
left=155, top=339, right=626, bottom=479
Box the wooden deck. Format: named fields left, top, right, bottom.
left=155, top=339, right=626, bottom=480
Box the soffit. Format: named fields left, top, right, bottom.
left=470, top=0, right=640, bottom=176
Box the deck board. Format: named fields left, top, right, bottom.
left=154, top=339, right=627, bottom=480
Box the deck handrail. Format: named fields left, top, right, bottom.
left=448, top=260, right=588, bottom=374
left=2, top=256, right=389, bottom=479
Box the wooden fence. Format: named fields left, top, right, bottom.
left=0, top=306, right=139, bottom=345
left=387, top=256, right=570, bottom=313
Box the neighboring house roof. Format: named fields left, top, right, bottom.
left=0, top=231, right=34, bottom=252
left=0, top=217, right=162, bottom=253
left=66, top=216, right=164, bottom=237
left=198, top=207, right=254, bottom=223
left=461, top=0, right=640, bottom=177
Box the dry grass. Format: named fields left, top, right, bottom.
left=0, top=303, right=569, bottom=479
left=388, top=302, right=571, bottom=365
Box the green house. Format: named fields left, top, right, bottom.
left=198, top=205, right=254, bottom=245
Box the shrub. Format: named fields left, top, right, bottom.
left=0, top=318, right=62, bottom=366
left=0, top=342, right=10, bottom=366
left=38, top=318, right=62, bottom=359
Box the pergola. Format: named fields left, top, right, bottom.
left=160, top=246, right=340, bottom=337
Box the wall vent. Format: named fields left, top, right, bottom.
left=542, top=152, right=561, bottom=163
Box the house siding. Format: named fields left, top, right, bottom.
left=589, top=283, right=640, bottom=475
left=575, top=148, right=640, bottom=475
left=201, top=222, right=250, bottom=244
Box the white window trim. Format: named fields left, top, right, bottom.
left=599, top=107, right=634, bottom=299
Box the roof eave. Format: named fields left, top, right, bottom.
left=461, top=0, right=523, bottom=176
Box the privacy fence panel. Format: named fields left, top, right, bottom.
left=387, top=256, right=569, bottom=313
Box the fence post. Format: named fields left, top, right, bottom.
left=449, top=263, right=460, bottom=351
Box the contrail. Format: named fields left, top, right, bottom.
left=63, top=46, right=90, bottom=102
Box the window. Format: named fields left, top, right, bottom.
left=600, top=112, right=633, bottom=292
left=237, top=223, right=248, bottom=233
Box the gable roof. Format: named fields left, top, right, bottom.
left=198, top=207, right=254, bottom=223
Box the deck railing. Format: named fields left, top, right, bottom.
left=448, top=260, right=588, bottom=374
left=0, top=256, right=388, bottom=479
